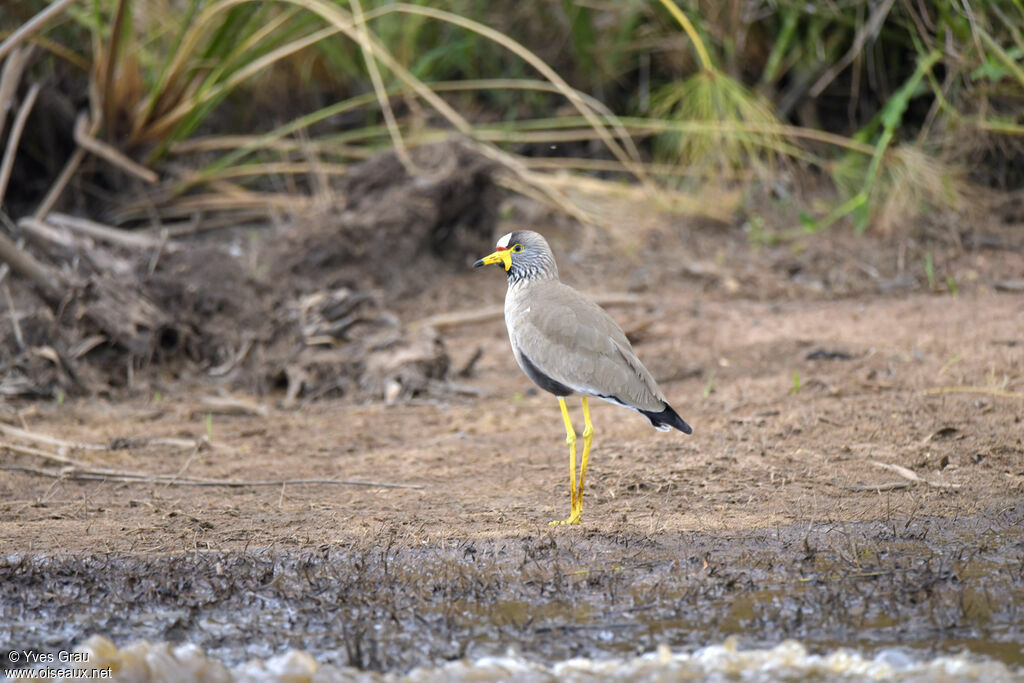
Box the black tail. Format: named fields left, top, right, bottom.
left=640, top=403, right=693, bottom=434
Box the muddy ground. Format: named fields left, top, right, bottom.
left=2, top=194, right=1023, bottom=671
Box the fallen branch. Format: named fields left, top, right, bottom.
left=1, top=426, right=419, bottom=489
left=994, top=280, right=1024, bottom=293
left=844, top=482, right=911, bottom=492
left=0, top=421, right=108, bottom=452
left=925, top=386, right=1024, bottom=400
left=47, top=212, right=178, bottom=251
left=0, top=229, right=69, bottom=305
left=0, top=464, right=424, bottom=489
left=193, top=395, right=269, bottom=418
left=17, top=216, right=82, bottom=249
left=868, top=460, right=959, bottom=489
left=0, top=441, right=79, bottom=466
left=147, top=437, right=202, bottom=449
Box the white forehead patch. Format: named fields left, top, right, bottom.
left=495, top=232, right=514, bottom=248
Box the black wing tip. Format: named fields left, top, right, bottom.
left=642, top=404, right=693, bottom=435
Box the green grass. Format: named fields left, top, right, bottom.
left=946, top=274, right=959, bottom=298
left=3, top=0, right=1022, bottom=230
left=702, top=370, right=716, bottom=398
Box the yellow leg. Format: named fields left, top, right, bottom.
left=576, top=396, right=594, bottom=520
left=550, top=397, right=581, bottom=525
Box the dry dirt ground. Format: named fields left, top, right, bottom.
left=2, top=198, right=1023, bottom=670
left=3, top=289, right=1023, bottom=548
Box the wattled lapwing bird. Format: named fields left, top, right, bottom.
left=475, top=230, right=692, bottom=525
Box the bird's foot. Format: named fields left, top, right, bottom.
left=548, top=510, right=582, bottom=526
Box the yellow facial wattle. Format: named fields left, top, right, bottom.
left=473, top=248, right=513, bottom=271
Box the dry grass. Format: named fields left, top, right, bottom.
left=1, top=0, right=1021, bottom=240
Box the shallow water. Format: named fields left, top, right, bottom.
left=4, top=636, right=1022, bottom=682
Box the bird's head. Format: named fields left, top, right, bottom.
left=473, top=230, right=557, bottom=282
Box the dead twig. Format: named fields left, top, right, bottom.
left=809, top=0, right=898, bottom=97
left=111, top=191, right=311, bottom=223
left=0, top=440, right=79, bottom=467
left=455, top=345, right=484, bottom=378
left=0, top=229, right=69, bottom=305
left=925, top=386, right=1024, bottom=400
left=208, top=338, right=255, bottom=377
left=868, top=460, right=959, bottom=488
left=47, top=212, right=178, bottom=251
left=164, top=438, right=208, bottom=487
left=0, top=422, right=107, bottom=451
left=490, top=170, right=594, bottom=225
left=147, top=228, right=170, bottom=274
left=0, top=82, right=40, bottom=206
left=0, top=46, right=36, bottom=140
left=844, top=482, right=912, bottom=492
left=0, top=463, right=424, bottom=489
left=69, top=334, right=107, bottom=360
left=193, top=395, right=269, bottom=418
left=994, top=280, right=1024, bottom=293
left=34, top=112, right=100, bottom=219
left=73, top=114, right=159, bottom=184
left=0, top=0, right=75, bottom=60
left=17, top=216, right=81, bottom=249
left=3, top=284, right=24, bottom=350
left=147, top=437, right=201, bottom=449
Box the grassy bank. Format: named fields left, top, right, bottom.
left=1, top=0, right=1022, bottom=233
